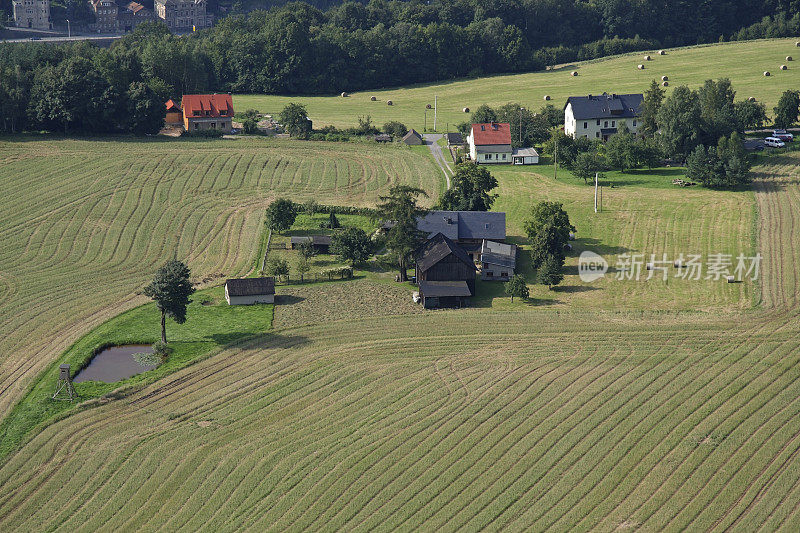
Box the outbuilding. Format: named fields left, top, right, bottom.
left=480, top=240, right=517, bottom=281
left=225, top=277, right=275, bottom=305
left=415, top=232, right=478, bottom=298
left=290, top=235, right=332, bottom=254
left=512, top=147, right=539, bottom=165
left=402, top=129, right=423, bottom=145
left=165, top=99, right=182, bottom=126
left=418, top=281, right=472, bottom=309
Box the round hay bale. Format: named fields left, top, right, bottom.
left=748, top=96, right=757, bottom=102
left=543, top=95, right=551, bottom=101
left=462, top=107, right=470, bottom=113
left=426, top=104, right=432, bottom=109
left=370, top=96, right=376, bottom=101
left=764, top=71, right=771, bottom=76
left=571, top=71, right=578, bottom=76
left=638, top=64, right=645, bottom=70
left=780, top=64, right=788, bottom=70
left=787, top=56, right=793, bottom=61
left=386, top=100, right=393, bottom=106
left=659, top=49, right=666, bottom=55
left=796, top=41, right=800, bottom=47
left=340, top=92, right=348, bottom=98
left=662, top=81, right=669, bottom=87
left=661, top=75, right=669, bottom=81
left=644, top=55, right=651, bottom=61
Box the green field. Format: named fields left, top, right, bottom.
left=236, top=38, right=800, bottom=132
left=2, top=84, right=800, bottom=527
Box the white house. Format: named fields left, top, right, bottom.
left=468, top=123, right=513, bottom=164
left=480, top=240, right=517, bottom=281
left=224, top=277, right=275, bottom=305
left=564, top=93, right=644, bottom=141
left=512, top=147, right=539, bottom=165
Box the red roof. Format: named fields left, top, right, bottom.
left=471, top=123, right=511, bottom=146
left=181, top=94, right=234, bottom=119
left=165, top=99, right=181, bottom=112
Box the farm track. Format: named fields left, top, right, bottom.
left=0, top=141, right=799, bottom=530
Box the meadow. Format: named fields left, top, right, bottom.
left=0, top=136, right=441, bottom=422
left=235, top=38, right=800, bottom=132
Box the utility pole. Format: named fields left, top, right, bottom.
left=66, top=19, right=71, bottom=38
left=553, top=137, right=558, bottom=180
left=433, top=95, right=437, bottom=132
left=594, top=172, right=599, bottom=213
left=519, top=107, right=524, bottom=145
left=424, top=108, right=427, bottom=132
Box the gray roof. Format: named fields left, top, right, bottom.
left=480, top=240, right=517, bottom=268
left=476, top=145, right=512, bottom=154
left=512, top=147, right=539, bottom=157
left=565, top=93, right=643, bottom=120
left=419, top=281, right=472, bottom=298
left=418, top=211, right=506, bottom=241
left=446, top=132, right=463, bottom=145
left=402, top=129, right=423, bottom=143
left=290, top=235, right=331, bottom=245
left=416, top=233, right=476, bottom=273
left=226, top=277, right=275, bottom=297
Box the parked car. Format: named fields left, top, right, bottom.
left=772, top=129, right=794, bottom=142
left=764, top=137, right=786, bottom=148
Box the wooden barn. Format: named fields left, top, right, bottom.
left=290, top=235, right=332, bottom=254
left=165, top=99, right=182, bottom=126
left=415, top=232, right=477, bottom=308
left=225, top=277, right=275, bottom=305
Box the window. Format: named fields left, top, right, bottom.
left=596, top=120, right=600, bottom=126
left=220, top=110, right=227, bottom=115
left=193, top=110, right=200, bottom=116
left=211, top=123, right=216, bottom=129
left=596, top=132, right=600, bottom=138
left=485, top=270, right=493, bottom=277
left=502, top=154, right=506, bottom=160
left=483, top=263, right=489, bottom=269
left=583, top=122, right=588, bottom=129
left=501, top=272, right=508, bottom=278
left=612, top=121, right=616, bottom=127
left=486, top=154, right=492, bottom=160
left=633, top=120, right=637, bottom=127
left=194, top=123, right=199, bottom=130
left=604, top=121, right=609, bottom=127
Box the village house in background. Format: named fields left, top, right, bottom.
left=564, top=92, right=644, bottom=141
left=154, top=0, right=212, bottom=31
left=417, top=210, right=505, bottom=261
left=118, top=1, right=155, bottom=31
left=12, top=0, right=50, bottom=29
left=225, top=277, right=275, bottom=305
left=479, top=240, right=517, bottom=281
left=89, top=0, right=119, bottom=32
left=181, top=94, right=234, bottom=133
left=415, top=233, right=477, bottom=308
left=468, top=122, right=512, bottom=164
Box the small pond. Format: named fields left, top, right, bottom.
left=73, top=345, right=158, bottom=383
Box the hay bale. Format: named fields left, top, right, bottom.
left=462, top=107, right=470, bottom=113
left=796, top=41, right=800, bottom=47
left=340, top=92, right=348, bottom=98
left=662, top=81, right=669, bottom=87
left=543, top=95, right=551, bottom=101
left=386, top=100, right=393, bottom=106
left=426, top=104, right=432, bottom=109
left=781, top=64, right=788, bottom=70
left=644, top=55, right=651, bottom=61
left=787, top=56, right=793, bottom=61
left=674, top=259, right=684, bottom=268
left=638, top=64, right=645, bottom=70
left=748, top=96, right=757, bottom=102
left=571, top=71, right=578, bottom=76
left=764, top=71, right=771, bottom=76
left=646, top=263, right=654, bottom=271
left=370, top=96, right=376, bottom=101
left=659, top=49, right=666, bottom=55
left=661, top=75, right=669, bottom=81
left=726, top=275, right=735, bottom=283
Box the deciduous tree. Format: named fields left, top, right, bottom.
left=143, top=260, right=195, bottom=344
left=505, top=274, right=529, bottom=302
left=265, top=198, right=298, bottom=234
left=331, top=227, right=373, bottom=267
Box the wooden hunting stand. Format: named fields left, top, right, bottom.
left=53, top=364, right=76, bottom=401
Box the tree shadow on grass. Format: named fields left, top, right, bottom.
left=205, top=331, right=310, bottom=350
left=572, top=238, right=631, bottom=258
left=274, top=294, right=306, bottom=305
left=551, top=285, right=601, bottom=293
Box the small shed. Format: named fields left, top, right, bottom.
left=374, top=133, right=392, bottom=143
left=418, top=281, right=472, bottom=309
left=446, top=132, right=464, bottom=146
left=165, top=99, right=182, bottom=125
left=290, top=235, right=332, bottom=254
left=225, top=277, right=275, bottom=305
left=512, top=147, right=539, bottom=165
left=480, top=240, right=517, bottom=281
left=402, top=129, right=423, bottom=145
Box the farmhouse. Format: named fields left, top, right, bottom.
left=467, top=122, right=512, bottom=164
left=415, top=233, right=477, bottom=308
left=417, top=210, right=505, bottom=259
left=564, top=92, right=643, bottom=141
left=480, top=240, right=517, bottom=281
left=402, top=129, right=423, bottom=145
left=181, top=94, right=234, bottom=133
left=165, top=99, right=182, bottom=125
left=290, top=235, right=332, bottom=254
left=225, top=277, right=275, bottom=305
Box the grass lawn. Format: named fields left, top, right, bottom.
left=235, top=38, right=800, bottom=132
left=0, top=286, right=273, bottom=461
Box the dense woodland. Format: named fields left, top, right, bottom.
left=1, top=0, right=800, bottom=134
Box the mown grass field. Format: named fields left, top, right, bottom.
left=235, top=38, right=800, bottom=132
left=0, top=136, right=441, bottom=422
left=1, top=133, right=800, bottom=530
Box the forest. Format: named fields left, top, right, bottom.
left=2, top=0, right=800, bottom=133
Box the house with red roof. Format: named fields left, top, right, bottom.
left=180, top=94, right=234, bottom=133
left=467, top=122, right=512, bottom=164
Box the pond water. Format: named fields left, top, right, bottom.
left=73, top=345, right=158, bottom=383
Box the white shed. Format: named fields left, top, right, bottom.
left=225, top=277, right=275, bottom=305
left=512, top=147, right=540, bottom=165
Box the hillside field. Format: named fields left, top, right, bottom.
left=1, top=131, right=800, bottom=530
left=236, top=38, right=800, bottom=132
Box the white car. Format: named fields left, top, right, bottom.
left=764, top=137, right=786, bottom=148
